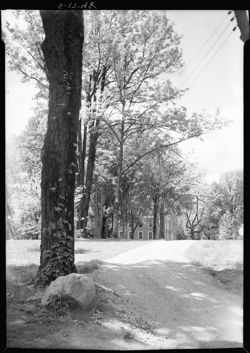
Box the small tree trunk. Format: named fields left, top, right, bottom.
left=6, top=202, right=16, bottom=239
left=113, top=179, right=120, bottom=238
left=80, top=68, right=107, bottom=236
left=153, top=197, right=159, bottom=240
left=94, top=183, right=101, bottom=238
left=81, top=125, right=99, bottom=236
left=98, top=186, right=104, bottom=238
left=130, top=212, right=134, bottom=239
left=80, top=122, right=87, bottom=185
left=124, top=197, right=128, bottom=239
left=159, top=198, right=165, bottom=239
left=113, top=113, right=125, bottom=238
left=37, top=10, right=83, bottom=284
left=75, top=119, right=82, bottom=186
left=79, top=121, right=87, bottom=224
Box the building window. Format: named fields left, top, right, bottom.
left=128, top=231, right=133, bottom=239
left=148, top=231, right=153, bottom=239
left=148, top=219, right=153, bottom=228
left=119, top=231, right=123, bottom=238
left=139, top=221, right=143, bottom=228
left=138, top=231, right=143, bottom=239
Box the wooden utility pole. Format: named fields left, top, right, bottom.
left=234, top=10, right=249, bottom=43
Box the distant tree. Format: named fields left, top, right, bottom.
left=6, top=133, right=41, bottom=236
left=4, top=10, right=48, bottom=238
left=103, top=11, right=225, bottom=237
left=137, top=143, right=189, bottom=239
left=78, top=11, right=116, bottom=236
left=218, top=210, right=239, bottom=239
left=184, top=195, right=205, bottom=240
left=204, top=170, right=243, bottom=239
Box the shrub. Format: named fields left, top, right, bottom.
left=176, top=228, right=186, bottom=240
left=17, top=223, right=40, bottom=239
left=218, top=211, right=239, bottom=240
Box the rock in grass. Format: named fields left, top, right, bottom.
left=42, top=273, right=96, bottom=311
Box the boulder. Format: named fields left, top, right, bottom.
left=42, top=273, right=96, bottom=311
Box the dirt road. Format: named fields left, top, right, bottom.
left=7, top=240, right=243, bottom=349
left=92, top=240, right=243, bottom=349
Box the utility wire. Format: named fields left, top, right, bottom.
left=184, top=12, right=229, bottom=72
left=187, top=28, right=236, bottom=89
left=180, top=19, right=234, bottom=89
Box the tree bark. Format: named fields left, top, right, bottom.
left=153, top=196, right=159, bottom=239
left=113, top=109, right=125, bottom=238
left=81, top=122, right=99, bottom=236
left=76, top=119, right=82, bottom=186
left=80, top=68, right=107, bottom=236
left=79, top=121, right=87, bottom=225
left=159, top=198, right=165, bottom=239
left=37, top=10, right=83, bottom=283
left=6, top=202, right=16, bottom=239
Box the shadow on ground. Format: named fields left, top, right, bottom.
left=92, top=258, right=243, bottom=349
left=6, top=256, right=243, bottom=349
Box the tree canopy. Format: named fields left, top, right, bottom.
left=4, top=10, right=241, bottom=256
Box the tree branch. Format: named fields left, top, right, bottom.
left=17, top=66, right=49, bottom=89
left=121, top=132, right=203, bottom=176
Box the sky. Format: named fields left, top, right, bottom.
left=3, top=10, right=244, bottom=183
left=166, top=10, right=244, bottom=182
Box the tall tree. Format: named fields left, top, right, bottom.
left=101, top=11, right=224, bottom=237
left=105, top=10, right=184, bottom=237
left=77, top=11, right=114, bottom=236
left=138, top=145, right=188, bottom=239
left=37, top=10, right=83, bottom=284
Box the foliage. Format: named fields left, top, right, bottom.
left=4, top=9, right=231, bottom=242
left=6, top=104, right=47, bottom=234
left=38, top=233, right=75, bottom=285
left=202, top=170, right=243, bottom=239
left=16, top=222, right=40, bottom=240
left=218, top=211, right=239, bottom=240
left=3, top=10, right=48, bottom=93
left=4, top=11, right=48, bottom=235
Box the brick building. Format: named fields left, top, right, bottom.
left=118, top=214, right=185, bottom=240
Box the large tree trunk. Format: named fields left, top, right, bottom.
left=37, top=10, right=83, bottom=284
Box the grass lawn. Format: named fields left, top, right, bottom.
left=184, top=240, right=243, bottom=296
left=184, top=240, right=243, bottom=270
left=6, top=239, right=151, bottom=266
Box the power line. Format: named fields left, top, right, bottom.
left=180, top=19, right=234, bottom=89
left=187, top=28, right=236, bottom=89
left=184, top=12, right=229, bottom=72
